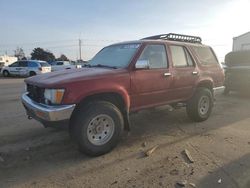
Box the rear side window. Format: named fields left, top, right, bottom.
left=28, top=62, right=38, bottom=67
left=19, top=61, right=28, bottom=67
left=170, top=46, right=187, bottom=67
left=192, top=46, right=218, bottom=64
left=170, top=45, right=195, bottom=67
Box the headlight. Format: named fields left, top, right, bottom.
left=44, top=89, right=65, bottom=105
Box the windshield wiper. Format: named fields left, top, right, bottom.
left=91, top=64, right=118, bottom=69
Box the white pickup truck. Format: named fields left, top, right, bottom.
left=51, top=61, right=81, bottom=72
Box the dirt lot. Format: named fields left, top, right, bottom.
left=1, top=78, right=250, bottom=188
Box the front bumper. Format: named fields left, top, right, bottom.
left=21, top=93, right=75, bottom=122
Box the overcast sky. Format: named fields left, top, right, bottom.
left=1, top=0, right=250, bottom=61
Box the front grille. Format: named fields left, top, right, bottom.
left=27, top=84, right=45, bottom=103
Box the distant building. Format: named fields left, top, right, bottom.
left=233, top=32, right=250, bottom=51
left=0, top=55, right=18, bottom=68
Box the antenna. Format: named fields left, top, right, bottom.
left=79, top=39, right=82, bottom=60
left=79, top=32, right=82, bottom=61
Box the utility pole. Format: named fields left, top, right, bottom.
left=79, top=39, right=82, bottom=61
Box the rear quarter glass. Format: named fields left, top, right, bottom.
left=191, top=46, right=218, bottom=65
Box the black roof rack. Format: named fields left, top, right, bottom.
left=141, top=33, right=202, bottom=44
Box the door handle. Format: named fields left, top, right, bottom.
left=164, top=72, right=171, bottom=77
left=192, top=71, right=198, bottom=75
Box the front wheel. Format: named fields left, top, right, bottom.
left=3, top=70, right=9, bottom=77
left=186, top=87, right=213, bottom=122
left=71, top=101, right=124, bottom=156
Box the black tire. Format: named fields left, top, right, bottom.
left=223, top=87, right=230, bottom=95
left=3, top=70, right=9, bottom=77
left=71, top=101, right=124, bottom=156
left=29, top=71, right=36, bottom=77
left=186, top=87, right=213, bottom=122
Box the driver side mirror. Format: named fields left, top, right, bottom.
left=135, top=60, right=149, bottom=69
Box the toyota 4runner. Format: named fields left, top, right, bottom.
left=22, top=33, right=224, bottom=156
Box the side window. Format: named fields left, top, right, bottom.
left=170, top=46, right=195, bottom=67
left=57, top=62, right=63, bottom=65
left=170, top=46, right=188, bottom=67
left=192, top=46, right=218, bottom=64
left=184, top=48, right=195, bottom=66
left=9, top=62, right=19, bottom=67
left=29, top=62, right=39, bottom=67
left=19, top=61, right=28, bottom=67
left=138, top=44, right=168, bottom=69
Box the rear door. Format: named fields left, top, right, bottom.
left=130, top=44, right=173, bottom=110
left=169, top=45, right=199, bottom=100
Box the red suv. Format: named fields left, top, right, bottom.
left=22, top=33, right=224, bottom=156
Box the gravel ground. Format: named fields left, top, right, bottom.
left=1, top=78, right=250, bottom=188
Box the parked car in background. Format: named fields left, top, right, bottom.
left=22, top=33, right=224, bottom=156
left=224, top=50, right=250, bottom=95
left=1, top=60, right=51, bottom=77
left=51, top=61, right=81, bottom=72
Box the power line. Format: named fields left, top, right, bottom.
left=0, top=44, right=105, bottom=54
left=0, top=38, right=121, bottom=47
left=0, top=39, right=78, bottom=47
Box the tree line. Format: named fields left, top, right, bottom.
left=14, top=47, right=69, bottom=62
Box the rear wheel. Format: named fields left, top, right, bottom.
left=186, top=87, right=213, bottom=122
left=3, top=70, right=9, bottom=77
left=71, top=101, right=124, bottom=156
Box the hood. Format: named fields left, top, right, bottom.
left=25, top=67, right=126, bottom=87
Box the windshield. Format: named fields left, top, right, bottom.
left=90, top=43, right=141, bottom=68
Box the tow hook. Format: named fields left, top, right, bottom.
left=28, top=116, right=32, bottom=120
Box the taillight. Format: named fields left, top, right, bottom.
left=39, top=67, right=42, bottom=71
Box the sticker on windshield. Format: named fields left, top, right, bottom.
left=121, top=44, right=140, bottom=49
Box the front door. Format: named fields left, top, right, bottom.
left=130, top=44, right=173, bottom=111
left=8, top=61, right=20, bottom=75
